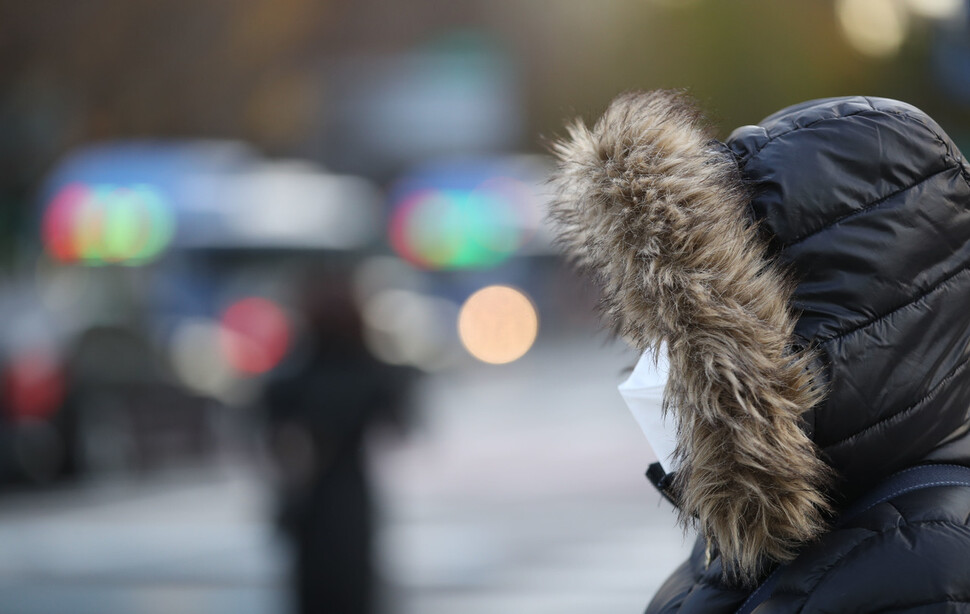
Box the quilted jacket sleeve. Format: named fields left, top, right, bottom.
left=757, top=486, right=970, bottom=613
left=647, top=486, right=970, bottom=614
left=645, top=537, right=749, bottom=614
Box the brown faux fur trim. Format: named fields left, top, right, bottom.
left=550, top=90, right=832, bottom=583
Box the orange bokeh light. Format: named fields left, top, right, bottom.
left=458, top=285, right=538, bottom=364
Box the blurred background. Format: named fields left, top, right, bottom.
left=0, top=0, right=968, bottom=612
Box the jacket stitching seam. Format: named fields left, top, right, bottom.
left=779, top=164, right=960, bottom=249
left=738, top=103, right=880, bottom=164
left=886, top=499, right=904, bottom=522
left=960, top=159, right=970, bottom=193
left=821, top=358, right=970, bottom=450
left=866, top=598, right=970, bottom=614
left=790, top=530, right=880, bottom=612
left=861, top=96, right=957, bottom=173
left=737, top=101, right=954, bottom=169
left=815, top=264, right=970, bottom=344
left=793, top=519, right=970, bottom=613
left=883, top=481, right=970, bottom=502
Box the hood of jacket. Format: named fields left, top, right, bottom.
left=550, top=91, right=970, bottom=583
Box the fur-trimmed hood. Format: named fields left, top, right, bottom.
left=550, top=91, right=970, bottom=583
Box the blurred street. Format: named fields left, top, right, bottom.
left=0, top=334, right=692, bottom=614
left=1, top=2, right=968, bottom=613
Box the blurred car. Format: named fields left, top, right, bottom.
left=0, top=274, right=219, bottom=485
left=0, top=140, right=386, bottom=485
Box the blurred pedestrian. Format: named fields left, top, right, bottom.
left=551, top=91, right=970, bottom=612
left=262, top=267, right=413, bottom=614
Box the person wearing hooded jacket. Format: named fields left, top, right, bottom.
left=550, top=91, right=970, bottom=613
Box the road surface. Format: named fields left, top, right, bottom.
left=0, top=334, right=693, bottom=614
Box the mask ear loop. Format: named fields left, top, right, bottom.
left=646, top=461, right=679, bottom=507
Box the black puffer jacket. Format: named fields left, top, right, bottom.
left=551, top=93, right=970, bottom=612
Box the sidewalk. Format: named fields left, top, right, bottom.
left=374, top=333, right=692, bottom=613
left=0, top=333, right=693, bottom=614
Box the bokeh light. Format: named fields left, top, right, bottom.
left=219, top=297, right=291, bottom=375
left=836, top=0, right=909, bottom=58
left=905, top=0, right=965, bottom=19
left=362, top=288, right=462, bottom=371
left=388, top=161, right=542, bottom=270
left=2, top=349, right=65, bottom=422
left=457, top=285, right=538, bottom=365
left=170, top=318, right=238, bottom=398
left=42, top=182, right=175, bottom=265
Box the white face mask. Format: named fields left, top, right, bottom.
left=618, top=345, right=680, bottom=474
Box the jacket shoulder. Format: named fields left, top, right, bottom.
left=761, top=484, right=970, bottom=613
left=645, top=536, right=750, bottom=614
left=648, top=485, right=970, bottom=614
